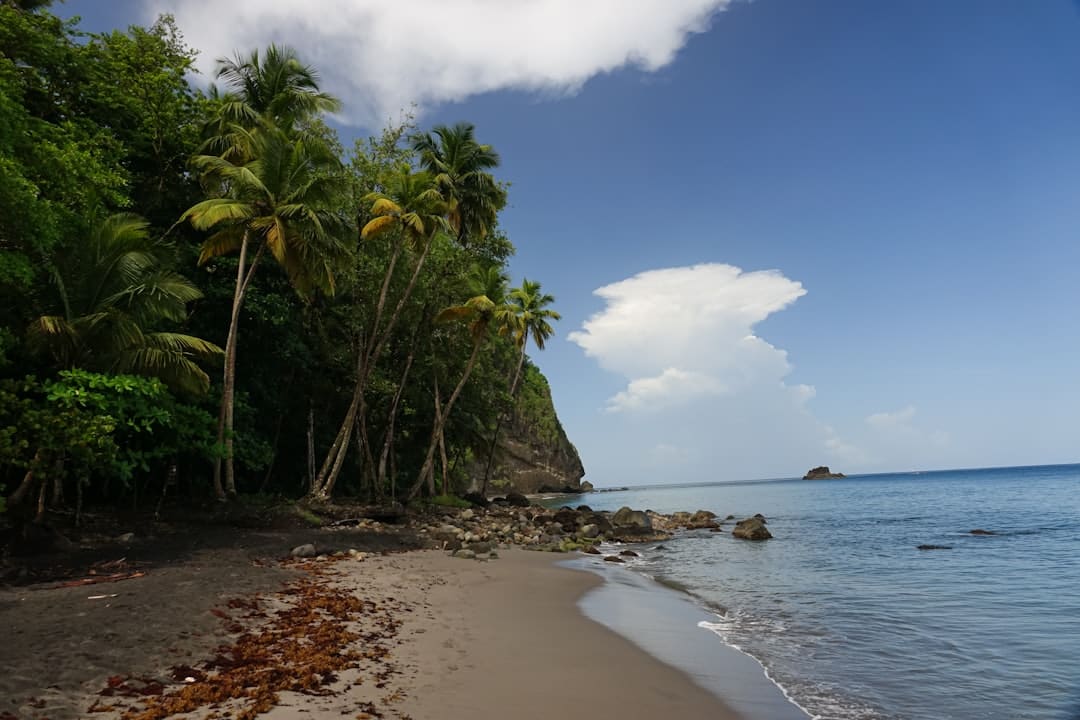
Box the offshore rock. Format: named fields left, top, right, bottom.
left=580, top=481, right=594, bottom=492
left=732, top=516, right=772, bottom=541
left=804, top=466, right=846, bottom=480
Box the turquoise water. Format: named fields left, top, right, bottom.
left=557, top=464, right=1080, bottom=720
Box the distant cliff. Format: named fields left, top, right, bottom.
left=483, top=364, right=585, bottom=494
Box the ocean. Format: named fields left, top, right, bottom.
left=554, top=464, right=1080, bottom=720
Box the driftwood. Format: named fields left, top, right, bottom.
left=326, top=505, right=406, bottom=525
left=54, top=571, right=146, bottom=589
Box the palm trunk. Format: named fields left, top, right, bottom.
left=311, top=234, right=434, bottom=499
left=409, top=340, right=483, bottom=501
left=481, top=343, right=528, bottom=494
left=376, top=340, right=417, bottom=493
left=214, top=231, right=263, bottom=499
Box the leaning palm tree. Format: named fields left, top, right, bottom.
left=309, top=168, right=448, bottom=500
left=183, top=126, right=348, bottom=499
left=480, top=278, right=561, bottom=492
left=408, top=265, right=517, bottom=500
left=411, top=122, right=506, bottom=246
left=28, top=214, right=221, bottom=394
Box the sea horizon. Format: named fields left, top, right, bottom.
left=583, top=461, right=1080, bottom=492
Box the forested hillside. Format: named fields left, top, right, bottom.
left=0, top=0, right=580, bottom=528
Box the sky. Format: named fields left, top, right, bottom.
left=62, top=0, right=1080, bottom=485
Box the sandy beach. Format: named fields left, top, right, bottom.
left=2, top=532, right=740, bottom=720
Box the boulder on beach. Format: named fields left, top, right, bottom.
left=732, top=516, right=772, bottom=541
left=803, top=466, right=846, bottom=480
left=290, top=543, right=317, bottom=558
left=553, top=508, right=581, bottom=529
left=462, top=492, right=489, bottom=507
left=505, top=491, right=531, bottom=507
left=612, top=506, right=651, bottom=530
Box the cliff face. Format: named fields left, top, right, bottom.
left=484, top=364, right=585, bottom=494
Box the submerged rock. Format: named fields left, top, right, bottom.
left=917, top=544, right=952, bottom=550
left=619, top=550, right=639, bottom=557
left=603, top=555, right=626, bottom=564
left=732, top=516, right=772, bottom=541
left=969, top=529, right=996, bottom=536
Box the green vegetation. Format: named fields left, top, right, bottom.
left=0, top=2, right=564, bottom=528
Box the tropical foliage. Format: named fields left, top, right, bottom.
left=0, top=1, right=563, bottom=526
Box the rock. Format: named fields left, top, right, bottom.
left=583, top=513, right=613, bottom=535
left=115, top=532, right=136, bottom=544
left=732, top=516, right=772, bottom=541
left=466, top=541, right=493, bottom=554
left=487, top=551, right=499, bottom=559
left=576, top=504, right=593, bottom=512
left=490, top=496, right=510, bottom=506
left=804, top=466, right=845, bottom=480
left=452, top=549, right=477, bottom=559
left=290, top=543, right=317, bottom=558
left=462, top=492, right=490, bottom=507
left=969, top=529, right=995, bottom=535
left=670, top=512, right=692, bottom=526
left=444, top=538, right=463, bottom=552
left=582, top=545, right=601, bottom=555
left=612, top=506, right=651, bottom=530
left=580, top=481, right=594, bottom=492
left=619, top=550, right=639, bottom=557
left=506, top=491, right=531, bottom=507
left=917, top=544, right=952, bottom=550
left=688, top=510, right=718, bottom=528
left=580, top=524, right=600, bottom=539
left=603, top=555, right=626, bottom=563
left=553, top=508, right=580, bottom=529
left=460, top=509, right=475, bottom=521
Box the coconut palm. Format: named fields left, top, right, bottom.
left=480, top=278, right=560, bottom=492
left=183, top=126, right=348, bottom=499
left=408, top=264, right=517, bottom=500
left=411, top=122, right=506, bottom=246
left=309, top=168, right=448, bottom=500
left=28, top=214, right=221, bottom=394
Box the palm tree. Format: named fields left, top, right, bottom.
left=411, top=122, right=506, bottom=246
left=183, top=126, right=348, bottom=499
left=309, top=168, right=448, bottom=500
left=408, top=265, right=517, bottom=500
left=480, top=278, right=560, bottom=492
left=28, top=213, right=221, bottom=394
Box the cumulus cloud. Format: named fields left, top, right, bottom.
left=145, top=0, right=733, bottom=125
left=568, top=263, right=847, bottom=481
left=568, top=263, right=952, bottom=484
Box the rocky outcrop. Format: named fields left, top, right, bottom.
left=732, top=514, right=772, bottom=541
left=803, top=466, right=845, bottom=480
left=482, top=365, right=585, bottom=495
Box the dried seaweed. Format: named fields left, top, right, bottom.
left=97, top=559, right=408, bottom=720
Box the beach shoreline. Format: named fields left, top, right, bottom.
left=3, top=532, right=745, bottom=719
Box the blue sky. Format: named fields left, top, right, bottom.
left=64, top=0, right=1080, bottom=484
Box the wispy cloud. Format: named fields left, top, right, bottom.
left=146, top=0, right=733, bottom=125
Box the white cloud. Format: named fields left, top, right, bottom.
left=568, top=263, right=953, bottom=484
left=607, top=367, right=725, bottom=413
left=146, top=0, right=733, bottom=125
left=866, top=405, right=917, bottom=429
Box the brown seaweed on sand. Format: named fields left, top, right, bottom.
left=98, top=558, right=407, bottom=720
